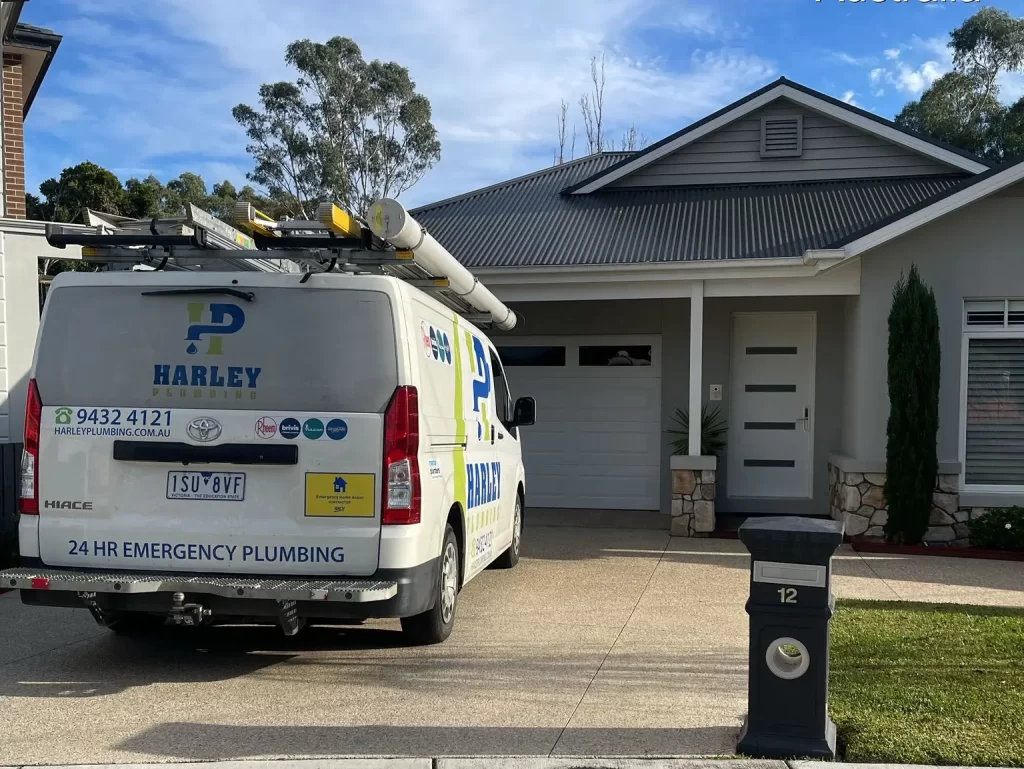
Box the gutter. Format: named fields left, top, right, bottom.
left=473, top=255, right=810, bottom=279
left=1, top=1, right=25, bottom=41
left=471, top=255, right=851, bottom=288
left=800, top=249, right=846, bottom=267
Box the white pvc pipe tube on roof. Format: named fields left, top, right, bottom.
left=367, top=198, right=517, bottom=331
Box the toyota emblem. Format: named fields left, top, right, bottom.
left=187, top=417, right=222, bottom=443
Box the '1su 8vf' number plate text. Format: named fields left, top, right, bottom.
left=167, top=471, right=246, bottom=501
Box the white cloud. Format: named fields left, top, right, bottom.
left=31, top=96, right=85, bottom=125
left=869, top=68, right=886, bottom=97
left=860, top=34, right=952, bottom=101
left=670, top=6, right=724, bottom=36
left=841, top=90, right=860, bottom=107
left=912, top=35, right=953, bottom=63
left=27, top=0, right=775, bottom=207
left=831, top=51, right=876, bottom=67
left=999, top=72, right=1024, bottom=103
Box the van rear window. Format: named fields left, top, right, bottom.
left=36, top=285, right=399, bottom=413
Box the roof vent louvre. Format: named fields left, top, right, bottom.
left=760, top=115, right=803, bottom=158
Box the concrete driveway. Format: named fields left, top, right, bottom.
left=2, top=520, right=1023, bottom=765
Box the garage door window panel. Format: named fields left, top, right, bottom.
left=495, top=346, right=566, bottom=367
left=579, top=345, right=653, bottom=367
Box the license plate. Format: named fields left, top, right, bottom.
left=166, top=471, right=246, bottom=501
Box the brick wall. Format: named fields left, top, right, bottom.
left=2, top=52, right=25, bottom=219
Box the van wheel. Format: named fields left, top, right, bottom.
left=492, top=496, right=522, bottom=569
left=106, top=612, right=167, bottom=636
left=401, top=525, right=459, bottom=645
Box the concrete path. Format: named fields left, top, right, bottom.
left=1, top=525, right=1022, bottom=765
left=0, top=759, right=1008, bottom=769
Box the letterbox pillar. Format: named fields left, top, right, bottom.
left=736, top=516, right=844, bottom=759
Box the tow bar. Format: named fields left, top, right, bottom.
left=169, top=591, right=211, bottom=626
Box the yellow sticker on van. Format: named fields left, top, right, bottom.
left=304, top=473, right=375, bottom=517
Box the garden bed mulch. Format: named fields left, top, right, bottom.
left=852, top=539, right=1024, bottom=561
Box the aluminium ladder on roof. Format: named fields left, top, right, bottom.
left=47, top=202, right=292, bottom=273
left=42, top=201, right=514, bottom=328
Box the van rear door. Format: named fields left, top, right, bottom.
left=31, top=276, right=399, bottom=577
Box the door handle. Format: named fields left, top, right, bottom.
left=491, top=424, right=496, bottom=444
left=796, top=407, right=810, bottom=431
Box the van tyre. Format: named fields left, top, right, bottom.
left=492, top=495, right=522, bottom=569
left=401, top=525, right=459, bottom=645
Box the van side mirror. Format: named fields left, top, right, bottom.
left=512, top=396, right=536, bottom=427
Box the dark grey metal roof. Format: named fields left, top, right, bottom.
left=411, top=154, right=966, bottom=268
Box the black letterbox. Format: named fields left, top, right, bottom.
left=736, top=516, right=844, bottom=759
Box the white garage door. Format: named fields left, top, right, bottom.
left=496, top=336, right=662, bottom=510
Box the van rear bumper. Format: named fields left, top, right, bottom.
left=4, top=558, right=439, bottom=619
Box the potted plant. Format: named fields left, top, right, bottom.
left=667, top=403, right=727, bottom=456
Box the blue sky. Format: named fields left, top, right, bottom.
left=21, top=0, right=1024, bottom=209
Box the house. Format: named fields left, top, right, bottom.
left=412, top=77, right=1024, bottom=543
left=0, top=2, right=73, bottom=445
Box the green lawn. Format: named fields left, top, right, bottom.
left=830, top=600, right=1024, bottom=767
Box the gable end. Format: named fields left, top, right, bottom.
left=567, top=79, right=990, bottom=194
left=610, top=99, right=970, bottom=189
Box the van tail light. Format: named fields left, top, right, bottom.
left=382, top=385, right=420, bottom=525
left=19, top=379, right=41, bottom=515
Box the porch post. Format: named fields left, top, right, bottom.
left=689, top=280, right=704, bottom=456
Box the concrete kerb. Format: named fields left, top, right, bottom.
left=0, top=762, right=776, bottom=769
left=436, top=761, right=781, bottom=769
left=0, top=759, right=1012, bottom=769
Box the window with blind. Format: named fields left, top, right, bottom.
left=963, top=300, right=1024, bottom=487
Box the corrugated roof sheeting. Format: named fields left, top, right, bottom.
left=411, top=155, right=964, bottom=268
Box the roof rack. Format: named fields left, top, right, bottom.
left=44, top=199, right=517, bottom=330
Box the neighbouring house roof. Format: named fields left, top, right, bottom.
left=3, top=14, right=62, bottom=116
left=564, top=78, right=991, bottom=195
left=411, top=153, right=963, bottom=268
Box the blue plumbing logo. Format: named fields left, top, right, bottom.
left=186, top=302, right=246, bottom=355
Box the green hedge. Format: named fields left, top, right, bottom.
left=969, top=507, right=1024, bottom=551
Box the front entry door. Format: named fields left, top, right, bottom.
left=728, top=312, right=816, bottom=499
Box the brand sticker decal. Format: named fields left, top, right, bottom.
left=253, top=416, right=347, bottom=440
left=153, top=302, right=262, bottom=401
left=52, top=408, right=172, bottom=438
left=326, top=419, right=348, bottom=440
left=466, top=461, right=501, bottom=509
left=421, top=321, right=433, bottom=359
left=280, top=418, right=301, bottom=439
left=421, top=321, right=452, bottom=366
left=428, top=458, right=443, bottom=479
left=255, top=416, right=278, bottom=439
left=469, top=335, right=492, bottom=441
left=305, top=473, right=375, bottom=517
left=64, top=539, right=344, bottom=564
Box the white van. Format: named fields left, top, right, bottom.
left=6, top=269, right=536, bottom=644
